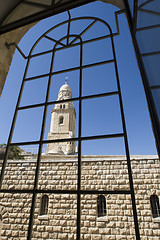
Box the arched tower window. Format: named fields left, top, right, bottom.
left=150, top=195, right=160, bottom=218
left=97, top=195, right=106, bottom=217
left=59, top=116, right=63, bottom=124
left=63, top=104, right=65, bottom=109
left=60, top=104, right=62, bottom=109
left=40, top=195, right=49, bottom=215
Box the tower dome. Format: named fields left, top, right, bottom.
left=58, top=81, right=72, bottom=100
left=59, top=82, right=71, bottom=92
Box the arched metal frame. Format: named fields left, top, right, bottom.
left=0, top=12, right=140, bottom=239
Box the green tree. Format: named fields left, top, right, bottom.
left=0, top=144, right=24, bottom=160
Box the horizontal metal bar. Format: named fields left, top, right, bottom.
left=18, top=91, right=119, bottom=110
left=74, top=91, right=119, bottom=100
left=80, top=190, right=131, bottom=195
left=44, top=35, right=66, bottom=47
left=142, top=51, right=160, bottom=57
left=136, top=24, right=160, bottom=31
left=30, top=49, right=53, bottom=58
left=0, top=189, right=131, bottom=195
left=138, top=0, right=154, bottom=8
left=57, top=57, right=113, bottom=74
left=9, top=140, right=40, bottom=146
left=81, top=133, right=124, bottom=141
left=151, top=85, right=160, bottom=90
left=9, top=133, right=124, bottom=146
left=138, top=8, right=160, bottom=17
left=25, top=59, right=114, bottom=81
left=18, top=102, right=48, bottom=110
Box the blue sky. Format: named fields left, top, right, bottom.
left=0, top=1, right=157, bottom=155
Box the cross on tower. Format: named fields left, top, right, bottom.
left=65, top=77, right=68, bottom=84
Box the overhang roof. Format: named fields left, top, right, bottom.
left=0, top=0, right=123, bottom=35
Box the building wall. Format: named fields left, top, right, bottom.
left=0, top=155, right=159, bottom=239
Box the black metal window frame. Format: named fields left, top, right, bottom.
left=124, top=0, right=160, bottom=158
left=0, top=10, right=141, bottom=240
left=1, top=0, right=159, bottom=159
left=0, top=2, right=159, bottom=156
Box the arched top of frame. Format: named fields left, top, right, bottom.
left=29, top=14, right=114, bottom=56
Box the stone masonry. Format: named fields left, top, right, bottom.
left=0, top=155, right=159, bottom=239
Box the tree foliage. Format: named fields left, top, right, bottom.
left=0, top=144, right=24, bottom=160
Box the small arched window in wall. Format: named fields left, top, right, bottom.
left=40, top=195, right=49, bottom=215
left=60, top=104, right=62, bottom=109
left=63, top=104, right=65, bottom=109
left=59, top=116, right=63, bottom=124
left=97, top=195, right=106, bottom=217
left=150, top=195, right=160, bottom=218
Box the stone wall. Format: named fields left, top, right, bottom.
left=0, top=155, right=159, bottom=239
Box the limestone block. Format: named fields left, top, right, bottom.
left=33, top=231, right=42, bottom=238
left=58, top=233, right=68, bottom=239
left=68, top=233, right=75, bottom=240
left=53, top=226, right=62, bottom=232
left=42, top=231, right=49, bottom=238
left=37, top=226, right=45, bottom=232
left=45, top=226, right=53, bottom=232
left=92, top=235, right=103, bottom=240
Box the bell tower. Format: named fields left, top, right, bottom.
left=47, top=80, right=76, bottom=155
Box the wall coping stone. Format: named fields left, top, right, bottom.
left=1, top=155, right=159, bottom=164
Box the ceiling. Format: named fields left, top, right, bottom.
left=0, top=0, right=123, bottom=35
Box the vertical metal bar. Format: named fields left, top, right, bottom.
left=110, top=28, right=140, bottom=239
left=0, top=57, right=29, bottom=187
left=27, top=50, right=55, bottom=240
left=77, top=38, right=83, bottom=240
left=123, top=0, right=160, bottom=158
left=133, top=0, right=138, bottom=33
left=67, top=11, right=71, bottom=45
